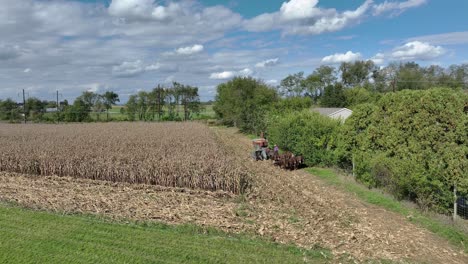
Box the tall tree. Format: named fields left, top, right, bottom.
left=152, top=86, right=166, bottom=120
left=305, top=65, right=337, bottom=101
left=0, top=98, right=20, bottom=122
left=181, top=85, right=201, bottom=120
left=280, top=72, right=306, bottom=97
left=448, top=64, right=468, bottom=89
left=136, top=91, right=149, bottom=121
left=321, top=83, right=346, bottom=107
left=396, top=62, right=424, bottom=90
left=340, top=60, right=375, bottom=88
left=125, top=95, right=137, bottom=121
left=172, top=82, right=184, bottom=117
left=64, top=98, right=90, bottom=122
left=25, top=97, right=46, bottom=121
left=102, top=91, right=120, bottom=122
left=214, top=77, right=278, bottom=134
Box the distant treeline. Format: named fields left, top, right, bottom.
left=0, top=82, right=203, bottom=123
left=123, top=82, right=202, bottom=122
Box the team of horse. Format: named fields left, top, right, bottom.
left=262, top=148, right=305, bottom=170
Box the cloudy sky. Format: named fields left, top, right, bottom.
left=1, top=0, right=467, bottom=102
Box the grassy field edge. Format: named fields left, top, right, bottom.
left=0, top=202, right=331, bottom=263
left=307, top=167, right=468, bottom=253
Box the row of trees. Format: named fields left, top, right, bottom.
left=124, top=82, right=201, bottom=121
left=0, top=91, right=118, bottom=123
left=0, top=97, right=69, bottom=122
left=66, top=91, right=120, bottom=122
left=0, top=81, right=202, bottom=123
left=278, top=62, right=468, bottom=106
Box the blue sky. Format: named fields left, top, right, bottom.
left=1, top=0, right=467, bottom=102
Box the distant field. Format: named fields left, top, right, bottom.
left=0, top=204, right=328, bottom=264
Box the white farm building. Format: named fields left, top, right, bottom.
left=312, top=107, right=353, bottom=121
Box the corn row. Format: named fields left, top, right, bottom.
left=0, top=122, right=250, bottom=194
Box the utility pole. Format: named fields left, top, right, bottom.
left=22, top=89, right=26, bottom=124
left=157, top=86, right=161, bottom=121
left=56, top=90, right=60, bottom=123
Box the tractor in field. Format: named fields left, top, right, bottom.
left=251, top=132, right=269, bottom=161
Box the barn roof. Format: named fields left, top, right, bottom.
left=312, top=107, right=351, bottom=116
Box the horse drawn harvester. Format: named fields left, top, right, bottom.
left=251, top=133, right=304, bottom=170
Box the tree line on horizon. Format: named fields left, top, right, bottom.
left=123, top=82, right=202, bottom=122
left=276, top=61, right=468, bottom=107
left=0, top=82, right=202, bottom=123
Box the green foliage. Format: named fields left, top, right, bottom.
left=268, top=110, right=341, bottom=166
left=340, top=60, right=376, bottom=88
left=64, top=97, right=91, bottom=122
left=124, top=95, right=137, bottom=121
left=304, top=66, right=337, bottom=101
left=320, top=83, right=346, bottom=107
left=344, top=87, right=379, bottom=108
left=396, top=62, right=425, bottom=90
left=213, top=77, right=278, bottom=134
left=102, top=91, right=120, bottom=121
left=341, top=88, right=468, bottom=212
left=271, top=96, right=313, bottom=114
left=123, top=83, right=201, bottom=122
left=279, top=72, right=306, bottom=97
left=0, top=98, right=21, bottom=122
left=24, top=97, right=46, bottom=120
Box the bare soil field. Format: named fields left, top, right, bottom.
left=0, top=123, right=466, bottom=263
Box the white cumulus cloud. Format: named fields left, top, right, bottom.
left=322, top=51, right=362, bottom=64
left=279, top=0, right=320, bottom=21
left=108, top=0, right=153, bottom=19
left=370, top=53, right=385, bottom=65
left=391, top=41, right=445, bottom=61
left=210, top=71, right=236, bottom=80
left=209, top=68, right=253, bottom=80
left=255, top=58, right=279, bottom=68
left=175, top=44, right=204, bottom=55
left=108, top=0, right=181, bottom=21
left=245, top=0, right=373, bottom=35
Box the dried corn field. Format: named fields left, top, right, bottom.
left=0, top=123, right=249, bottom=194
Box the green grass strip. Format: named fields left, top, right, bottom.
left=0, top=204, right=331, bottom=263
left=307, top=167, right=468, bottom=253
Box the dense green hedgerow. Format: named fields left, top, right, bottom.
left=268, top=110, right=341, bottom=166
left=341, top=88, right=468, bottom=212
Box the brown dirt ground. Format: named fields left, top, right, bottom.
left=0, top=126, right=467, bottom=263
